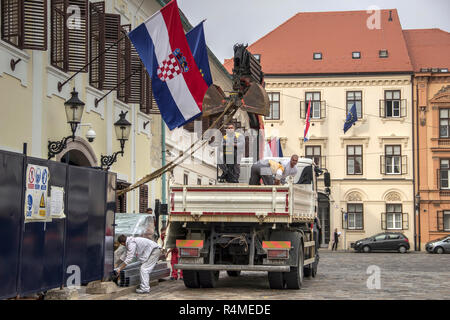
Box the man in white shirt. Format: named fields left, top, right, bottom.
left=249, top=155, right=299, bottom=185
left=115, top=235, right=161, bottom=294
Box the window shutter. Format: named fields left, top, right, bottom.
left=437, top=211, right=444, bottom=232
left=2, top=0, right=47, bottom=50
left=139, top=184, right=148, bottom=213
left=402, top=213, right=409, bottom=230
left=342, top=211, right=348, bottom=230
left=381, top=212, right=387, bottom=230
left=51, top=0, right=88, bottom=72
left=128, top=45, right=143, bottom=103
left=67, top=0, right=88, bottom=72
left=380, top=155, right=386, bottom=174
left=103, top=13, right=120, bottom=90
left=401, top=99, right=407, bottom=118
left=118, top=25, right=131, bottom=103
left=140, top=69, right=151, bottom=114
left=300, top=101, right=306, bottom=119
left=379, top=100, right=386, bottom=118
left=89, top=1, right=105, bottom=89
left=1, top=0, right=21, bottom=48
left=22, top=0, right=47, bottom=50
left=321, top=101, right=326, bottom=119
left=51, top=0, right=66, bottom=70
left=402, top=155, right=408, bottom=175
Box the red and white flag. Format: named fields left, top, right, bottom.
left=304, top=99, right=312, bottom=142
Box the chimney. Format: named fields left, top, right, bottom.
left=388, top=10, right=393, bottom=22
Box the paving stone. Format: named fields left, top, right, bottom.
left=45, top=288, right=79, bottom=300
left=115, top=251, right=450, bottom=300
left=86, top=281, right=119, bottom=294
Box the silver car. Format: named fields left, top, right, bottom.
left=425, top=235, right=450, bottom=254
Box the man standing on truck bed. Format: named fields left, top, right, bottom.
left=218, top=124, right=245, bottom=183
left=249, top=155, right=299, bottom=185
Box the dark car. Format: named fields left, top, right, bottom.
left=425, top=235, right=450, bottom=254
left=352, top=232, right=410, bottom=253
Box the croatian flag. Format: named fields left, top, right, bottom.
left=128, top=0, right=208, bottom=130
left=304, top=99, right=312, bottom=142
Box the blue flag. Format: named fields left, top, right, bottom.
left=186, top=21, right=213, bottom=87
left=343, top=103, right=358, bottom=133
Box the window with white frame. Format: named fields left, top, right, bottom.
left=444, top=211, right=450, bottom=231
left=305, top=92, right=321, bottom=119
left=266, top=92, right=280, bottom=120
left=385, top=90, right=401, bottom=118
left=305, top=146, right=321, bottom=167
left=386, top=204, right=402, bottom=229
left=440, top=159, right=450, bottom=189
left=347, top=203, right=363, bottom=230
left=439, top=109, right=450, bottom=138
left=385, top=145, right=402, bottom=174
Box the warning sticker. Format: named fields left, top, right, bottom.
left=25, top=164, right=50, bottom=223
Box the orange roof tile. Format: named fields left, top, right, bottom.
left=403, top=29, right=450, bottom=72
left=224, top=9, right=413, bottom=75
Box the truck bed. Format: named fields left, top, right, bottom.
left=169, top=181, right=316, bottom=224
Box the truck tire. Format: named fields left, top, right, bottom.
left=227, top=271, right=241, bottom=277
left=285, top=243, right=304, bottom=289
left=304, top=255, right=318, bottom=278
left=183, top=270, right=200, bottom=288
left=268, top=272, right=285, bottom=289
left=198, top=270, right=219, bottom=288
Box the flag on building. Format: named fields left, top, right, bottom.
left=343, top=103, right=358, bottom=134
left=258, top=115, right=266, bottom=160
left=128, top=0, right=208, bottom=130
left=186, top=21, right=213, bottom=87
left=278, top=139, right=284, bottom=158
left=304, top=99, right=312, bottom=142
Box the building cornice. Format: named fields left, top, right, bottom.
left=340, top=136, right=370, bottom=148
left=266, top=78, right=411, bottom=88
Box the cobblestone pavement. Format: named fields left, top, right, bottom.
left=116, top=250, right=450, bottom=300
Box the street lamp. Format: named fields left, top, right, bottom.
left=101, top=111, right=132, bottom=170
left=48, top=88, right=85, bottom=160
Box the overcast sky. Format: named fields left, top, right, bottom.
left=176, top=0, right=450, bottom=63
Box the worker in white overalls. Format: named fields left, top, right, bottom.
left=249, top=155, right=299, bottom=185
left=115, top=235, right=161, bottom=294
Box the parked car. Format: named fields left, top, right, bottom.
left=352, top=232, right=410, bottom=253
left=425, top=235, right=450, bottom=254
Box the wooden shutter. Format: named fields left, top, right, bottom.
left=437, top=211, right=444, bottom=232
left=379, top=100, right=386, bottom=118
left=139, top=184, right=149, bottom=213
left=300, top=101, right=306, bottom=119
left=89, top=1, right=104, bottom=89
left=51, top=0, right=88, bottom=72
left=341, top=211, right=348, bottom=230
left=1, top=0, right=47, bottom=50
left=67, top=0, right=88, bottom=72
left=320, top=101, right=326, bottom=119
left=1, top=0, right=21, bottom=47
left=140, top=69, right=151, bottom=114
left=128, top=45, right=143, bottom=103
left=402, top=213, right=409, bottom=230
left=51, top=0, right=66, bottom=70
left=22, top=0, right=47, bottom=50
left=381, top=212, right=387, bottom=230
left=117, top=25, right=131, bottom=103
left=103, top=13, right=120, bottom=90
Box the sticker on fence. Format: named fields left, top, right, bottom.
left=50, top=186, right=66, bottom=219
left=24, top=164, right=50, bottom=223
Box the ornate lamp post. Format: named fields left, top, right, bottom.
left=48, top=88, right=85, bottom=160
left=101, top=111, right=132, bottom=170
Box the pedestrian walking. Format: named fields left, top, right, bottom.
left=115, top=235, right=161, bottom=294
left=332, top=228, right=340, bottom=251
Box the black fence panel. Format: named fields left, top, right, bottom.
left=85, top=169, right=107, bottom=282
left=0, top=151, right=25, bottom=299
left=19, top=158, right=66, bottom=296
left=103, top=173, right=117, bottom=280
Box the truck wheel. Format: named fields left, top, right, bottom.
left=304, top=255, right=318, bottom=278
left=227, top=271, right=241, bottom=277
left=268, top=272, right=285, bottom=289
left=285, top=243, right=304, bottom=289
left=183, top=270, right=200, bottom=288
left=198, top=271, right=218, bottom=288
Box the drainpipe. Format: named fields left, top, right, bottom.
left=416, top=78, right=422, bottom=251
left=412, top=75, right=417, bottom=251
